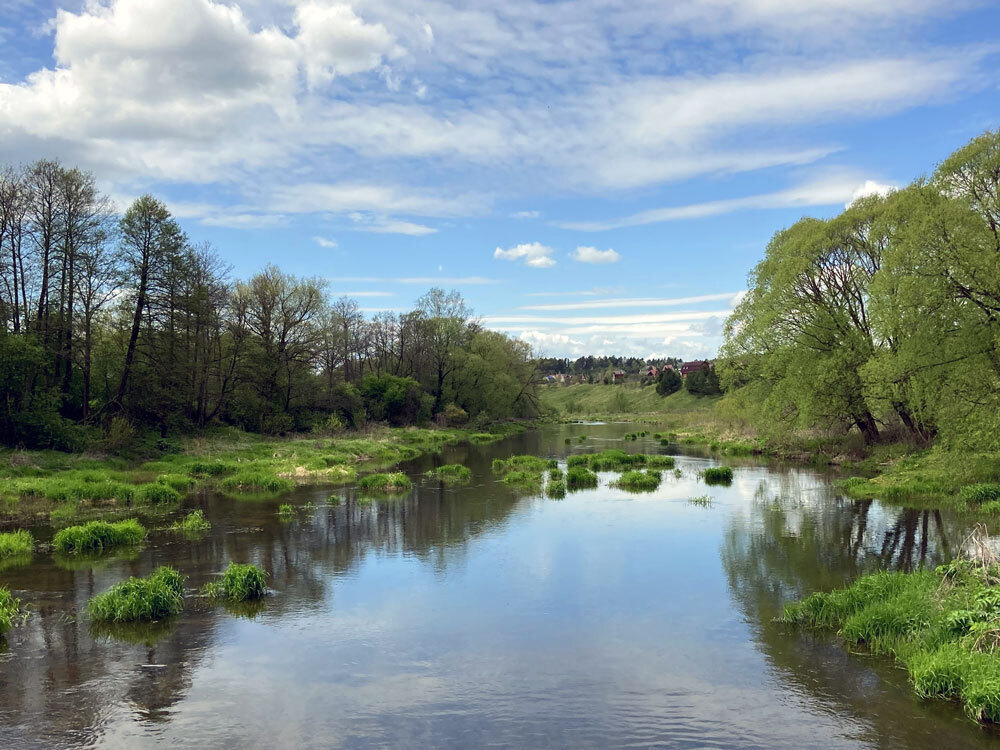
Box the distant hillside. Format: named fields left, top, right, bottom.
left=539, top=383, right=719, bottom=420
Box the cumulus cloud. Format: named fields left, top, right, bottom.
left=294, top=2, right=399, bottom=87
left=494, top=242, right=556, bottom=268
left=570, top=246, right=620, bottom=264
left=846, top=179, right=896, bottom=206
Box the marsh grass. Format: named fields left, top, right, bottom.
left=430, top=464, right=472, bottom=484
left=565, top=466, right=599, bottom=490
left=0, top=530, right=33, bottom=558
left=220, top=469, right=295, bottom=495
left=688, top=495, right=712, bottom=507
left=278, top=503, right=295, bottom=519
left=171, top=510, right=211, bottom=534
left=202, top=562, right=268, bottom=602
left=502, top=470, right=544, bottom=488
left=546, top=479, right=566, bottom=498
left=701, top=466, right=734, bottom=485
left=492, top=455, right=552, bottom=474
left=53, top=519, right=146, bottom=554
left=0, top=587, right=23, bottom=637
left=88, top=566, right=184, bottom=623
left=783, top=542, right=1000, bottom=725
left=548, top=467, right=564, bottom=480
left=357, top=472, right=413, bottom=493
left=613, top=470, right=662, bottom=492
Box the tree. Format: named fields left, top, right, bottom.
left=685, top=365, right=721, bottom=396
left=656, top=367, right=682, bottom=396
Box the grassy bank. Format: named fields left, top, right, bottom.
left=784, top=555, right=1000, bottom=724
left=0, top=423, right=523, bottom=524
left=540, top=384, right=721, bottom=425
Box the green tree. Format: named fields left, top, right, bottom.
left=656, top=367, right=682, bottom=396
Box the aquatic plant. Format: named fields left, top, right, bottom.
left=613, top=470, right=662, bottom=492
left=566, top=455, right=589, bottom=468
left=0, top=530, right=34, bottom=558
left=357, top=472, right=413, bottom=492
left=548, top=467, right=564, bottom=481
left=578, top=435, right=587, bottom=443
left=87, top=566, right=184, bottom=623
left=136, top=482, right=181, bottom=504
left=492, top=455, right=551, bottom=475
left=701, top=466, right=734, bottom=485
left=688, top=495, right=712, bottom=507
left=502, top=470, right=544, bottom=488
left=469, top=433, right=503, bottom=444
left=672, top=468, right=683, bottom=479
left=546, top=479, right=566, bottom=498
left=431, top=464, right=472, bottom=484
left=565, top=466, right=599, bottom=489
left=0, top=587, right=23, bottom=637
left=644, top=455, right=676, bottom=469
left=202, top=562, right=268, bottom=602
left=53, top=519, right=147, bottom=554
left=961, top=484, right=1000, bottom=504
left=156, top=473, right=196, bottom=492
left=278, top=503, right=295, bottom=519
left=219, top=469, right=294, bottom=494
left=171, top=510, right=211, bottom=534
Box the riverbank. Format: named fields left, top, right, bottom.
left=540, top=384, right=1000, bottom=512
left=0, top=423, right=525, bottom=526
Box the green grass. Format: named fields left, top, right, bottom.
left=53, top=519, right=147, bottom=554
left=87, top=566, right=184, bottom=623
left=202, top=562, right=268, bottom=601
left=171, top=510, right=211, bottom=534
left=546, top=479, right=566, bottom=498
left=492, top=455, right=553, bottom=474
left=566, top=466, right=599, bottom=490
left=278, top=503, right=295, bottom=519
left=357, top=472, right=413, bottom=493
left=548, top=467, right=564, bottom=480
left=689, top=495, right=713, bottom=507
left=0, top=530, right=34, bottom=558
left=219, top=469, right=295, bottom=495
left=701, top=466, right=734, bottom=485
left=0, top=587, right=22, bottom=637
left=613, top=470, right=662, bottom=492
left=540, top=383, right=720, bottom=423
left=430, top=464, right=472, bottom=484
left=782, top=561, right=1000, bottom=724
left=502, top=470, right=544, bottom=488
left=156, top=473, right=196, bottom=492
left=572, top=450, right=676, bottom=473
left=135, top=482, right=182, bottom=504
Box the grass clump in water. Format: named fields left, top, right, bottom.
left=171, top=510, right=210, bottom=534
left=53, top=519, right=146, bottom=554
left=546, top=479, right=566, bottom=498
left=566, top=466, right=599, bottom=490
left=961, top=484, right=1000, bottom=504
left=87, top=566, right=184, bottom=623
left=549, top=467, right=564, bottom=480
left=502, top=470, right=543, bottom=489
left=135, top=482, right=181, bottom=504
left=202, top=562, right=268, bottom=601
left=701, top=466, right=734, bottom=485
left=220, top=469, right=294, bottom=495
left=357, top=472, right=413, bottom=493
left=688, top=495, right=712, bottom=507
left=156, top=474, right=196, bottom=492
left=430, top=464, right=472, bottom=484
left=493, top=455, right=551, bottom=475
left=278, top=503, right=295, bottom=519
left=0, top=587, right=23, bottom=637
left=0, top=530, right=34, bottom=558
left=783, top=557, right=1000, bottom=725
left=613, top=470, right=662, bottom=492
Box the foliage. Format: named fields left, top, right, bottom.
left=613, top=470, right=662, bottom=492
left=53, top=519, right=147, bottom=554
left=357, top=472, right=413, bottom=493
left=202, top=562, right=268, bottom=602
left=430, top=464, right=472, bottom=484
left=171, top=510, right=211, bottom=534
left=0, top=530, right=34, bottom=558
left=701, top=466, right=734, bottom=485
left=656, top=368, right=683, bottom=397
left=546, top=479, right=566, bottom=498
left=565, top=466, right=599, bottom=489
left=0, top=587, right=23, bottom=637
left=87, top=566, right=184, bottom=623
left=685, top=366, right=721, bottom=396
left=219, top=469, right=295, bottom=495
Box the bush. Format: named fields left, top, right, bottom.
left=440, top=403, right=469, bottom=426
left=171, top=510, right=211, bottom=534
left=357, top=472, right=413, bottom=493
left=87, top=566, right=184, bottom=623
left=686, top=365, right=722, bottom=396
left=656, top=368, right=683, bottom=397
left=0, top=586, right=22, bottom=637
left=136, top=482, right=181, bottom=504
left=202, top=562, right=267, bottom=601
left=360, top=374, right=431, bottom=425
left=613, top=470, right=662, bottom=492
left=566, top=467, right=599, bottom=489
left=0, top=530, right=34, bottom=558
left=431, top=464, right=472, bottom=484
left=53, top=519, right=147, bottom=554
left=702, top=466, right=734, bottom=485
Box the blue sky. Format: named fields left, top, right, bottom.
left=1, top=0, right=998, bottom=359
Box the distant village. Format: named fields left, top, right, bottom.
left=538, top=356, right=715, bottom=385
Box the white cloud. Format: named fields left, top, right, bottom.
left=347, top=212, right=436, bottom=235
left=294, top=2, right=399, bottom=87
left=494, top=242, right=556, bottom=268
left=520, top=292, right=742, bottom=311
left=847, top=179, right=896, bottom=206
left=570, top=246, right=620, bottom=264
left=314, top=235, right=339, bottom=248
left=512, top=210, right=541, bottom=219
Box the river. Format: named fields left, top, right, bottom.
left=0, top=423, right=994, bottom=748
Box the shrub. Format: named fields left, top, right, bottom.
left=203, top=562, right=267, bottom=601
left=171, top=510, right=210, bottom=534
left=546, top=479, right=566, bottom=498
left=432, top=464, right=472, bottom=484
left=0, top=587, right=22, bottom=637
left=87, top=566, right=184, bottom=623
left=357, top=472, right=413, bottom=492
left=566, top=467, right=599, bottom=489
left=136, top=482, right=181, bottom=504
left=656, top=368, right=683, bottom=396
left=613, top=470, right=662, bottom=492
left=53, top=519, right=147, bottom=554
left=0, top=530, right=34, bottom=558
left=220, top=470, right=294, bottom=494
left=440, top=402, right=469, bottom=426
left=702, top=466, right=734, bottom=485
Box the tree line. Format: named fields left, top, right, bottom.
left=0, top=161, right=539, bottom=449
left=720, top=129, right=1000, bottom=451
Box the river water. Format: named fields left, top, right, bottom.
left=0, top=423, right=995, bottom=748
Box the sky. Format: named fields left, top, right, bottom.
left=0, top=0, right=998, bottom=360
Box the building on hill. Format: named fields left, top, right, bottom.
left=612, top=370, right=625, bottom=382
left=680, top=360, right=711, bottom=377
